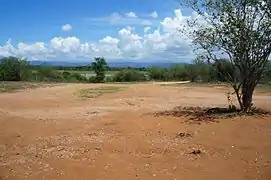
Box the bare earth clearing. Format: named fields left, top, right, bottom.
left=0, top=82, right=271, bottom=180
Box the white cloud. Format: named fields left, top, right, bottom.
left=83, top=12, right=154, bottom=27
left=99, top=36, right=119, bottom=44
left=150, top=11, right=158, bottom=18
left=144, top=26, right=151, bottom=33
left=109, top=12, right=152, bottom=26
left=161, top=9, right=188, bottom=33
left=0, top=9, right=201, bottom=62
left=125, top=12, right=137, bottom=18
left=61, top=24, right=73, bottom=31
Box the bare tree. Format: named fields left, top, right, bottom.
left=179, top=0, right=271, bottom=112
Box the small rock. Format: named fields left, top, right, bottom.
left=94, top=147, right=102, bottom=151
left=189, top=149, right=202, bottom=155
left=177, top=132, right=192, bottom=138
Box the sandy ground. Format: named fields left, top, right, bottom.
left=0, top=82, right=271, bottom=180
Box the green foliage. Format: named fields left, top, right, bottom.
left=147, top=67, right=168, bottom=81
left=1, top=56, right=270, bottom=88
left=91, top=57, right=108, bottom=83
left=0, top=57, right=88, bottom=83
left=33, top=67, right=63, bottom=82
left=0, top=57, right=31, bottom=81
left=88, top=76, right=99, bottom=83
left=147, top=63, right=213, bottom=82
left=63, top=72, right=88, bottom=82
left=104, top=76, right=114, bottom=82
left=113, top=69, right=147, bottom=82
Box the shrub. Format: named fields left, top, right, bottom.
left=105, top=76, right=114, bottom=82
left=113, top=69, right=147, bottom=82
left=147, top=67, right=167, bottom=81
left=0, top=57, right=31, bottom=81
left=88, top=76, right=101, bottom=83
left=37, top=68, right=63, bottom=82
left=68, top=73, right=88, bottom=82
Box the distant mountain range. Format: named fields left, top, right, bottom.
left=29, top=60, right=188, bottom=68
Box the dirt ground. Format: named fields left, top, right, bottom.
left=0, top=82, right=271, bottom=180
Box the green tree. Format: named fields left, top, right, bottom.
left=0, top=56, right=31, bottom=81
left=180, top=0, right=271, bottom=112
left=91, top=57, right=108, bottom=83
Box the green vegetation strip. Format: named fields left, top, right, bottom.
left=78, top=86, right=124, bottom=99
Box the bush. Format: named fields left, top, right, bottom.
left=88, top=76, right=101, bottom=83
left=68, top=73, right=88, bottom=82
left=105, top=76, right=114, bottom=82
left=0, top=57, right=31, bottom=81
left=113, top=69, right=147, bottom=82
left=147, top=67, right=168, bottom=81
left=62, top=71, right=71, bottom=79
left=34, top=67, right=63, bottom=82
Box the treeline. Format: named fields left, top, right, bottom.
left=1, top=56, right=271, bottom=84
left=0, top=57, right=89, bottom=83
left=55, top=65, right=147, bottom=72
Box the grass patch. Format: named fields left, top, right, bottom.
left=0, top=82, right=56, bottom=93
left=78, top=86, right=124, bottom=99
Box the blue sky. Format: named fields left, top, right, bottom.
left=0, top=0, right=196, bottom=62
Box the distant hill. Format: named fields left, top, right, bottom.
left=29, top=60, right=188, bottom=68
left=29, top=60, right=89, bottom=67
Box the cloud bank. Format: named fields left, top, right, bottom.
left=0, top=9, right=201, bottom=62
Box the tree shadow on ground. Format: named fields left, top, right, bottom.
left=151, top=106, right=271, bottom=124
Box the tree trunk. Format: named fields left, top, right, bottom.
left=233, top=84, right=243, bottom=110
left=241, top=84, right=254, bottom=112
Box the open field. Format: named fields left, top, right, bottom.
left=55, top=70, right=120, bottom=77
left=55, top=70, right=147, bottom=78
left=0, top=82, right=271, bottom=180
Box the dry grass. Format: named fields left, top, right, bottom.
left=0, top=81, right=57, bottom=93
left=160, top=82, right=271, bottom=92
left=77, top=86, right=124, bottom=99
left=152, top=106, right=271, bottom=124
